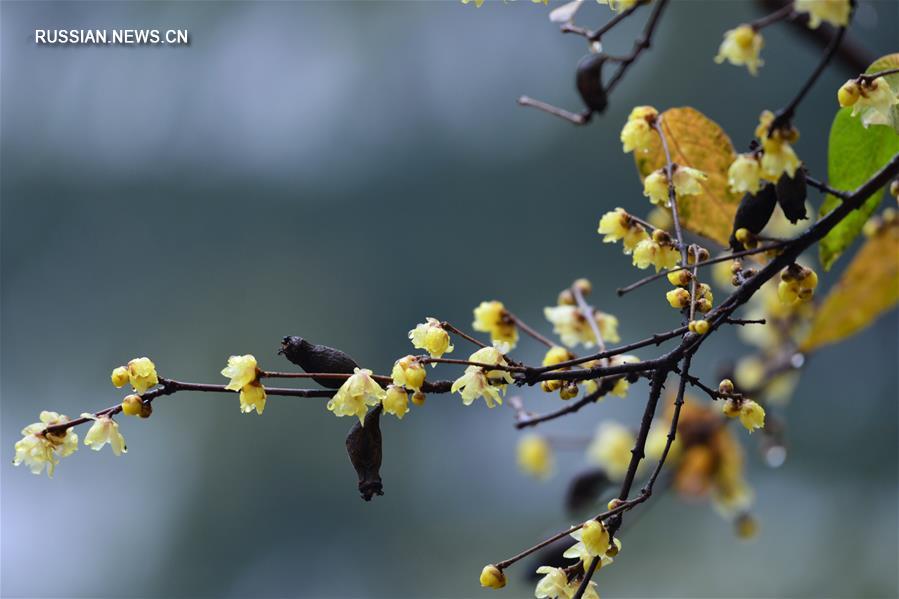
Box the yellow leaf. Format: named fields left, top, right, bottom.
left=634, top=107, right=741, bottom=247
left=801, top=220, right=899, bottom=352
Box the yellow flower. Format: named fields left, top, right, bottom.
left=727, top=153, right=763, bottom=194
left=715, top=25, right=764, bottom=75
left=221, top=354, right=259, bottom=391
left=597, top=208, right=649, bottom=253
left=633, top=238, right=680, bottom=272
left=543, top=305, right=620, bottom=347
left=517, top=434, right=554, bottom=479
left=672, top=165, right=708, bottom=196
left=82, top=414, right=126, bottom=456
left=620, top=106, right=658, bottom=154
left=739, top=400, right=766, bottom=432
left=461, top=0, right=485, bottom=6
left=13, top=411, right=78, bottom=477
left=408, top=317, right=453, bottom=360
left=580, top=520, right=610, bottom=556
left=327, top=368, right=387, bottom=424
left=587, top=421, right=635, bottom=480
left=391, top=355, right=426, bottom=391
left=126, top=357, right=158, bottom=393
left=643, top=169, right=670, bottom=206
left=646, top=423, right=680, bottom=462
left=472, top=300, right=518, bottom=348
left=756, top=110, right=801, bottom=180
left=535, top=566, right=600, bottom=599
left=606, top=355, right=639, bottom=398
left=450, top=347, right=513, bottom=408
left=383, top=385, right=410, bottom=419
left=479, top=565, right=506, bottom=589
left=688, top=319, right=710, bottom=335
left=110, top=366, right=129, bottom=388
left=794, top=0, right=850, bottom=29
left=598, top=0, right=639, bottom=12
left=239, top=381, right=267, bottom=415
left=846, top=77, right=899, bottom=128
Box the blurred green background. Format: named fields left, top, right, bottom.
left=2, top=1, right=897, bottom=597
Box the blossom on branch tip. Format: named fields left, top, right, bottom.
left=838, top=77, right=899, bottom=128
left=728, top=154, right=763, bottom=194
left=517, top=434, right=554, bottom=479
left=620, top=105, right=658, bottom=154
left=715, top=25, right=764, bottom=76
left=408, top=317, right=453, bottom=360
left=111, top=366, right=129, bottom=388
left=794, top=0, right=850, bottom=29
left=13, top=411, right=78, bottom=477
left=327, top=368, right=386, bottom=425
left=383, top=385, right=410, bottom=419
left=479, top=565, right=506, bottom=589
left=472, top=300, right=518, bottom=348
left=544, top=305, right=620, bottom=347
left=82, top=414, right=126, bottom=456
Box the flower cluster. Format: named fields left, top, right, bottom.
left=544, top=304, right=620, bottom=347
left=755, top=110, right=801, bottom=181
left=715, top=25, right=764, bottom=76
left=13, top=412, right=79, bottom=477
left=642, top=165, right=707, bottom=207
left=838, top=76, right=899, bottom=129
left=408, top=318, right=454, bottom=360
left=221, top=354, right=267, bottom=415
left=111, top=357, right=159, bottom=394
left=450, top=346, right=514, bottom=408
left=777, top=263, right=818, bottom=305
left=472, top=300, right=518, bottom=348
left=633, top=229, right=681, bottom=272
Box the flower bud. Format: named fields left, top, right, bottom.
left=718, top=379, right=735, bottom=395
left=837, top=80, right=860, bottom=107
left=557, top=289, right=576, bottom=306
left=411, top=391, right=426, bottom=406
left=688, top=319, right=709, bottom=335
left=121, top=394, right=142, bottom=416
left=666, top=288, right=691, bottom=309
left=111, top=366, right=129, bottom=388
left=138, top=401, right=153, bottom=419
left=695, top=298, right=713, bottom=313
left=479, top=565, right=506, bottom=589
left=667, top=269, right=692, bottom=287
left=573, top=278, right=592, bottom=296
left=559, top=382, right=579, bottom=400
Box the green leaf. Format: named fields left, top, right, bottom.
left=819, top=54, right=899, bottom=270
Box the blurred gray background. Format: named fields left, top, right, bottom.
left=2, top=1, right=897, bottom=597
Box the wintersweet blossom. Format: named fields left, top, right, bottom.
left=794, top=0, right=850, bottom=29
left=756, top=110, right=801, bottom=180
left=620, top=105, right=658, bottom=154
left=534, top=566, right=600, bottom=599
left=450, top=346, right=513, bottom=408
left=472, top=300, right=518, bottom=348
left=597, top=208, right=650, bottom=253
left=714, top=25, right=764, bottom=75
left=383, top=385, right=410, bottom=419
left=838, top=77, right=899, bottom=128
left=327, top=368, right=386, bottom=424
left=13, top=411, right=78, bottom=477
left=727, top=153, right=763, bottom=194
left=544, top=305, right=620, bottom=348
left=391, top=355, right=426, bottom=391
left=408, top=317, right=453, bottom=360
left=517, top=434, right=554, bottom=479
left=222, top=354, right=267, bottom=415
left=82, top=413, right=127, bottom=456
left=126, top=357, right=159, bottom=393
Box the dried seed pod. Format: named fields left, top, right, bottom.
left=775, top=169, right=808, bottom=223
left=729, top=184, right=778, bottom=250
left=575, top=53, right=608, bottom=114
left=345, top=404, right=384, bottom=501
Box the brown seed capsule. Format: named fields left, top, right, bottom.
left=345, top=404, right=384, bottom=501
left=729, top=184, right=777, bottom=250
left=775, top=169, right=808, bottom=224
left=575, top=53, right=608, bottom=113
